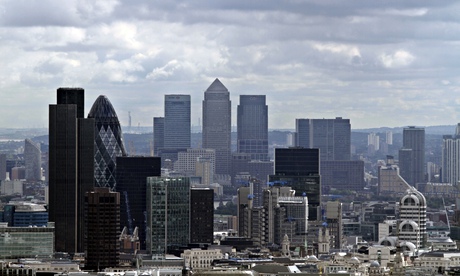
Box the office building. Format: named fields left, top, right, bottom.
left=400, top=126, right=425, bottom=186
left=195, top=157, right=214, bottom=186
left=174, top=148, right=216, bottom=177
left=320, top=161, right=365, bottom=192
left=326, top=201, right=343, bottom=249
left=0, top=222, right=54, bottom=259
left=190, top=188, right=214, bottom=244
left=295, top=117, right=351, bottom=161
left=85, top=188, right=120, bottom=271
left=398, top=187, right=427, bottom=249
left=269, top=147, right=321, bottom=221
left=153, top=117, right=165, bottom=156
left=378, top=156, right=411, bottom=195
left=11, top=166, right=25, bottom=180
left=0, top=154, right=6, bottom=181
left=1, top=202, right=48, bottom=227
left=24, top=139, right=41, bottom=181
left=442, top=124, right=460, bottom=185
left=202, top=79, right=232, bottom=176
left=49, top=87, right=94, bottom=253
left=164, top=95, right=191, bottom=149
left=237, top=95, right=268, bottom=161
left=88, top=95, right=127, bottom=190
left=146, top=177, right=190, bottom=256
left=116, top=156, right=161, bottom=250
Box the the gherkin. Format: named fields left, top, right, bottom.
left=88, top=95, right=127, bottom=190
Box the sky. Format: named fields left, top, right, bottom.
left=2, top=1, right=460, bottom=130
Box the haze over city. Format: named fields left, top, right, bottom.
left=2, top=1, right=460, bottom=129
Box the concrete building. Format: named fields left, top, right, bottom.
left=398, top=187, right=427, bottom=249
left=378, top=156, right=411, bottom=196
left=174, top=148, right=216, bottom=177
left=181, top=248, right=223, bottom=269
left=24, top=139, right=41, bottom=181
left=0, top=179, right=23, bottom=195
left=295, top=117, right=351, bottom=161
left=202, top=79, right=231, bottom=176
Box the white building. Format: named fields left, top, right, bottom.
left=181, top=248, right=223, bottom=269
left=398, top=187, right=427, bottom=249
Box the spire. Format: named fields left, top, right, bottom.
left=205, top=78, right=228, bottom=92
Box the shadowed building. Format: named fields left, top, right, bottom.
left=49, top=87, right=94, bottom=253
left=24, top=139, right=41, bottom=181
left=85, top=187, right=120, bottom=271
left=88, top=95, right=127, bottom=190
left=116, top=156, right=161, bottom=250
left=202, top=79, right=232, bottom=176
left=153, top=117, right=164, bottom=157
left=399, top=126, right=425, bottom=186
left=190, top=188, right=214, bottom=244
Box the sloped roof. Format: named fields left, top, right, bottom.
left=206, top=78, right=228, bottom=92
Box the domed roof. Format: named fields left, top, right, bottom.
left=349, top=256, right=360, bottom=264
left=88, top=95, right=119, bottom=119
left=370, top=261, right=380, bottom=267
left=307, top=255, right=318, bottom=262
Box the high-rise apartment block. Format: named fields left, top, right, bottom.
left=237, top=95, right=268, bottom=161
left=146, top=177, right=190, bottom=256
left=49, top=87, right=95, bottom=253
left=295, top=117, right=351, bottom=161
left=269, top=147, right=320, bottom=221
left=116, top=156, right=161, bottom=250
left=202, top=79, right=232, bottom=176
left=85, top=188, right=120, bottom=270
left=442, top=124, right=460, bottom=185
left=399, top=126, right=425, bottom=185
left=24, top=139, right=41, bottom=181
left=88, top=95, right=127, bottom=190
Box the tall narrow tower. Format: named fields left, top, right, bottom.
left=400, top=126, right=425, bottom=185
left=49, top=87, right=95, bottom=253
left=164, top=94, right=191, bottom=149
left=237, top=95, right=268, bottom=161
left=202, top=79, right=231, bottom=176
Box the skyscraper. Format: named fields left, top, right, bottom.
left=0, top=154, right=6, bottom=181
left=295, top=117, right=351, bottom=161
left=116, top=156, right=161, bottom=250
left=88, top=95, right=127, bottom=190
left=400, top=126, right=425, bottom=185
left=202, top=79, right=231, bottom=176
left=442, top=124, right=460, bottom=185
left=269, top=147, right=321, bottom=221
left=190, top=188, right=214, bottom=244
left=24, top=138, right=41, bottom=181
left=164, top=95, right=191, bottom=149
left=153, top=117, right=164, bottom=156
left=237, top=95, right=268, bottom=161
left=85, top=188, right=120, bottom=270
left=49, top=87, right=95, bottom=253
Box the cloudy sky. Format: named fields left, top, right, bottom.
left=2, top=1, right=460, bottom=130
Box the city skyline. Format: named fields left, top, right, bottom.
left=1, top=2, right=460, bottom=129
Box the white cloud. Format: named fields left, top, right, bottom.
left=380, top=50, right=415, bottom=68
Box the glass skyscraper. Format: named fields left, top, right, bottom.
left=202, top=79, right=231, bottom=176
left=24, top=138, right=41, bottom=181
left=88, top=95, right=127, bottom=190
left=164, top=95, right=191, bottom=149
left=237, top=95, right=268, bottom=161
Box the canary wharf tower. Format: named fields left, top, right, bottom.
left=202, top=79, right=231, bottom=176
left=88, top=95, right=127, bottom=190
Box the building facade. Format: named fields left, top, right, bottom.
left=320, top=161, right=365, bottom=192
left=190, top=188, right=214, bottom=244
left=202, top=79, right=232, bottom=176
left=88, top=95, right=127, bottom=190
left=164, top=95, right=191, bottom=149
left=116, top=156, right=161, bottom=250
left=237, top=95, right=268, bottom=161
left=442, top=124, right=460, bottom=185
left=146, top=177, right=190, bottom=256
left=24, top=139, right=41, bottom=181
left=153, top=117, right=165, bottom=156
left=174, top=148, right=216, bottom=177
left=295, top=117, right=351, bottom=161
left=49, top=87, right=94, bottom=253
left=398, top=187, right=427, bottom=249
left=85, top=188, right=120, bottom=271
left=400, top=126, right=425, bottom=185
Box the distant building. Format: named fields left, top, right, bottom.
left=174, top=148, right=216, bottom=177
left=399, top=126, right=425, bottom=185
left=295, top=117, right=351, bottom=161
left=11, top=166, right=25, bottom=180
left=85, top=188, right=120, bottom=271
left=378, top=156, right=411, bottom=196
left=0, top=202, right=48, bottom=227
left=442, top=124, right=460, bottom=185
left=398, top=187, right=427, bottom=249
left=0, top=179, right=23, bottom=195
left=164, top=95, right=191, bottom=149
left=88, top=95, right=127, bottom=190
left=202, top=79, right=232, bottom=176
left=0, top=154, right=5, bottom=181
left=181, top=248, right=223, bottom=269
left=146, top=177, right=190, bottom=256
left=116, top=156, right=161, bottom=250
left=320, top=161, right=365, bottom=192
left=153, top=117, right=165, bottom=157
left=237, top=95, right=268, bottom=161
left=24, top=139, right=41, bottom=181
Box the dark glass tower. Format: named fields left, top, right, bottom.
left=116, top=156, right=161, bottom=250
left=164, top=95, right=191, bottom=149
left=88, top=95, right=127, bottom=190
left=190, top=188, right=214, bottom=244
left=202, top=79, right=232, bottom=175
left=153, top=117, right=165, bottom=156
left=49, top=87, right=95, bottom=253
left=269, top=147, right=321, bottom=221
left=400, top=126, right=425, bottom=185
left=237, top=95, right=268, bottom=161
